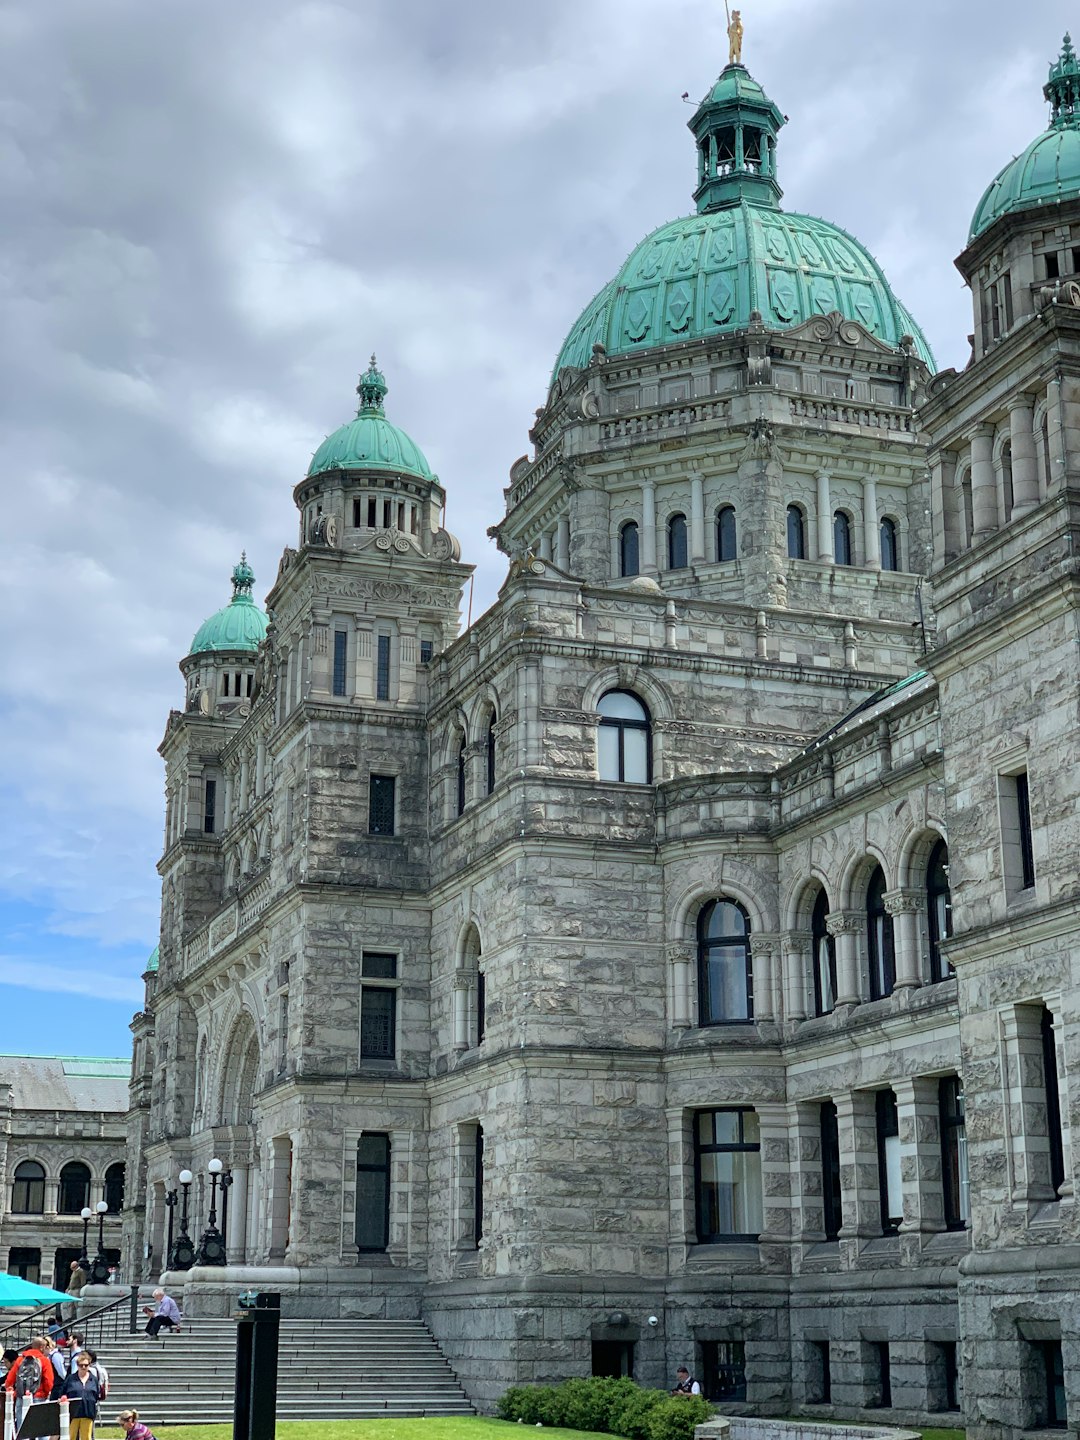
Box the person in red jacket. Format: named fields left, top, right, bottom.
left=4, top=1338, right=56, bottom=1426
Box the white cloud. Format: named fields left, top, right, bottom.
left=0, top=961, right=144, bottom=1005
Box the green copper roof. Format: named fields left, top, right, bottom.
left=970, top=35, right=1080, bottom=240
left=307, top=356, right=435, bottom=481
left=146, top=945, right=159, bottom=974
left=554, top=61, right=932, bottom=374
left=189, top=556, right=268, bottom=656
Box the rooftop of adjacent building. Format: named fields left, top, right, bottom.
left=0, top=1054, right=130, bottom=1112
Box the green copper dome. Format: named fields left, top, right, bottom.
left=146, top=945, right=159, bottom=974
left=189, top=556, right=268, bottom=656
left=307, top=357, right=435, bottom=481
left=554, top=63, right=933, bottom=374
left=969, top=36, right=1080, bottom=241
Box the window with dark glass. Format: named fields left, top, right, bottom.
left=476, top=969, right=486, bottom=1045
left=880, top=516, right=899, bottom=571
left=104, top=1162, right=125, bottom=1215
left=876, top=1090, right=902, bottom=1234
left=368, top=774, right=395, bottom=835
left=592, top=1341, right=634, bottom=1378
left=940, top=1077, right=969, bottom=1230
left=473, top=1125, right=484, bottom=1247
left=1036, top=1340, right=1067, bottom=1428
left=485, top=714, right=497, bottom=795
left=361, top=953, right=397, bottom=1060
left=8, top=1248, right=40, bottom=1284
left=354, top=1133, right=390, bottom=1252
left=420, top=640, right=434, bottom=665
left=376, top=634, right=391, bottom=701
left=871, top=1342, right=892, bottom=1408
left=833, top=511, right=852, bottom=565
left=597, top=691, right=651, bottom=784
left=667, top=512, right=688, bottom=569
left=694, top=1109, right=763, bottom=1242
left=456, top=734, right=467, bottom=816
left=1017, top=771, right=1035, bottom=889
left=812, top=889, right=836, bottom=1015
left=332, top=630, right=348, bottom=696
left=1042, top=1006, right=1066, bottom=1196
left=701, top=1341, right=746, bottom=1401
left=927, top=839, right=953, bottom=981
left=203, top=778, right=217, bottom=835
left=867, top=866, right=895, bottom=1000
left=807, top=1341, right=831, bottom=1404
left=936, top=1341, right=960, bottom=1412
left=12, top=1161, right=45, bottom=1215
left=820, top=1101, right=842, bottom=1241
left=698, top=899, right=753, bottom=1024
left=58, top=1161, right=91, bottom=1215
left=717, top=505, right=737, bottom=562
left=786, top=504, right=806, bottom=559
left=620, top=521, right=640, bottom=578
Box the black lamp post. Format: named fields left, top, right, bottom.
left=195, top=1157, right=227, bottom=1266
left=88, top=1200, right=110, bottom=1285
left=164, top=1187, right=178, bottom=1267
left=220, top=1169, right=234, bottom=1264
left=170, top=1169, right=195, bottom=1270
left=79, top=1206, right=92, bottom=1265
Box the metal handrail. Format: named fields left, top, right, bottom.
left=0, top=1289, right=134, bottom=1354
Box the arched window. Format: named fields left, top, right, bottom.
left=58, top=1161, right=91, bottom=1215
left=717, top=506, right=737, bottom=562
left=104, top=1162, right=125, bottom=1214
left=811, top=889, right=836, bottom=1016
left=697, top=899, right=753, bottom=1024
left=880, top=517, right=899, bottom=572
left=866, top=865, right=895, bottom=1000
left=667, top=513, right=688, bottom=570
left=456, top=733, right=467, bottom=817
left=960, top=469, right=974, bottom=547
left=12, top=1161, right=45, bottom=1215
left=597, top=691, right=651, bottom=784
left=619, top=521, right=640, bottom=578
left=485, top=713, right=497, bottom=796
left=1001, top=439, right=1014, bottom=522
left=927, top=839, right=953, bottom=983
left=786, top=504, right=806, bottom=559
left=833, top=510, right=853, bottom=566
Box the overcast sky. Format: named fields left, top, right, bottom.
left=0, top=0, right=1071, bottom=1057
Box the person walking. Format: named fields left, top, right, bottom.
left=116, top=1409, right=156, bottom=1440
left=59, top=1351, right=100, bottom=1440
left=142, top=1288, right=181, bottom=1339
left=64, top=1262, right=86, bottom=1326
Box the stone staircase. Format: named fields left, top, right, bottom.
left=100, top=1317, right=474, bottom=1425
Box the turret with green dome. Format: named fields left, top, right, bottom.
left=188, top=555, right=268, bottom=657
left=307, top=356, right=435, bottom=482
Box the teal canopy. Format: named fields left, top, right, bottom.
left=0, top=1273, right=71, bottom=1306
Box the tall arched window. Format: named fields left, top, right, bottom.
left=619, top=521, right=640, bottom=578
left=786, top=504, right=806, bottom=559
left=58, top=1161, right=91, bottom=1215
left=812, top=889, right=836, bottom=1016
left=927, top=839, right=953, bottom=982
left=866, top=865, right=895, bottom=1000
left=667, top=513, right=688, bottom=569
left=104, top=1162, right=125, bottom=1214
left=12, top=1161, right=45, bottom=1215
left=697, top=899, right=753, bottom=1024
left=485, top=713, right=497, bottom=796
left=456, top=733, right=467, bottom=817
left=880, top=517, right=899, bottom=572
left=833, top=510, right=853, bottom=565
left=597, top=691, right=651, bottom=784
left=717, top=506, right=737, bottom=562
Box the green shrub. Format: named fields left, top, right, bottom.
left=607, top=1385, right=666, bottom=1440
left=643, top=1394, right=714, bottom=1440
left=496, top=1376, right=707, bottom=1440
left=497, top=1383, right=561, bottom=1425
left=558, top=1377, right=640, bottom=1433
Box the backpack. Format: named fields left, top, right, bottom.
left=16, top=1352, right=42, bottom=1396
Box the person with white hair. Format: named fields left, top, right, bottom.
left=141, top=1288, right=182, bottom=1339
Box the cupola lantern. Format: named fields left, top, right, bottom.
left=689, top=60, right=786, bottom=213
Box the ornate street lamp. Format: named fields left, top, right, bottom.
left=195, top=1158, right=227, bottom=1266
left=164, top=1186, right=178, bottom=1268
left=170, top=1169, right=195, bottom=1270
left=88, top=1200, right=110, bottom=1285
left=79, top=1207, right=92, bottom=1265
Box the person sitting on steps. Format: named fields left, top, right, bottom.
left=142, top=1288, right=182, bottom=1339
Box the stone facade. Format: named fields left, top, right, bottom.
left=121, top=45, right=1080, bottom=1440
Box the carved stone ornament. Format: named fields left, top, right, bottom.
left=430, top=528, right=461, bottom=561
left=740, top=418, right=778, bottom=461
left=276, top=546, right=298, bottom=580
left=374, top=527, right=414, bottom=554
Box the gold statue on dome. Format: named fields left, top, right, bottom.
left=727, top=6, right=743, bottom=65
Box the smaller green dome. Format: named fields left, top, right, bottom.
left=146, top=945, right=159, bottom=974
left=970, top=35, right=1080, bottom=240
left=307, top=356, right=435, bottom=481
left=704, top=64, right=772, bottom=108
left=189, top=555, right=268, bottom=656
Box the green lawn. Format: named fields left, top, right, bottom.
left=95, top=1423, right=966, bottom=1440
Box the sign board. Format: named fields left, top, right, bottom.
left=16, top=1403, right=61, bottom=1440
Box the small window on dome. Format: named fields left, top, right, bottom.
left=367, top=497, right=377, bottom=528
left=397, top=502, right=405, bottom=530
left=383, top=499, right=392, bottom=529
left=222, top=674, right=229, bottom=697
left=1072, top=248, right=1080, bottom=274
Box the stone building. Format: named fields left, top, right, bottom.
left=122, top=36, right=1080, bottom=1438
left=0, top=1055, right=128, bottom=1288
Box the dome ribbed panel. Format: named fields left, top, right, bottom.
left=307, top=413, right=434, bottom=480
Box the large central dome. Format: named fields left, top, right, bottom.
left=554, top=62, right=933, bottom=375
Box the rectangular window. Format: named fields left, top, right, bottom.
left=1073, top=247, right=1080, bottom=274
left=352, top=498, right=362, bottom=528
left=694, top=1109, right=763, bottom=1242
left=1039, top=1340, right=1068, bottom=1428
left=473, top=1125, right=484, bottom=1248
left=476, top=969, right=486, bottom=1045
left=807, top=1341, right=831, bottom=1405
left=872, top=1342, right=892, bottom=1408
left=1045, top=251, right=1061, bottom=279
left=246, top=672, right=253, bottom=697
left=876, top=1090, right=902, bottom=1234
left=8, top=1248, right=40, bottom=1284
left=820, top=1101, right=843, bottom=1241
left=368, top=774, right=396, bottom=835
left=360, top=986, right=396, bottom=1060
left=354, top=1133, right=390, bottom=1252
left=420, top=640, right=434, bottom=665
left=1041, top=1006, right=1066, bottom=1196
left=940, top=1077, right=970, bottom=1230
left=383, top=499, right=392, bottom=528
left=367, top=497, right=377, bottom=528
left=332, top=630, right=348, bottom=696
left=701, top=1341, right=746, bottom=1402
left=1000, top=768, right=1036, bottom=893
left=203, top=778, right=217, bottom=835
left=362, top=952, right=397, bottom=980
left=376, top=634, right=391, bottom=701
left=934, top=1340, right=960, bottom=1412
left=222, top=673, right=230, bottom=696
left=591, top=1341, right=634, bottom=1379
left=1016, top=771, right=1035, bottom=888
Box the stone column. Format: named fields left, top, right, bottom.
left=884, top=889, right=926, bottom=990
left=815, top=470, right=833, bottom=562
left=835, top=1090, right=880, bottom=1243
left=862, top=476, right=881, bottom=570
left=756, top=1101, right=791, bottom=1255
left=556, top=515, right=571, bottom=569
left=782, top=934, right=810, bottom=1022
left=641, top=481, right=657, bottom=572
left=228, top=1166, right=248, bottom=1262
left=538, top=531, right=553, bottom=561
left=827, top=912, right=863, bottom=1005
left=667, top=944, right=693, bottom=1027
left=929, top=449, right=960, bottom=566
left=788, top=1102, right=826, bottom=1244
left=894, top=1077, right=941, bottom=1237
left=309, top=610, right=331, bottom=695
left=453, top=975, right=471, bottom=1050
left=750, top=936, right=775, bottom=1021
left=1009, top=396, right=1040, bottom=515
left=969, top=423, right=997, bottom=541
left=689, top=472, right=706, bottom=562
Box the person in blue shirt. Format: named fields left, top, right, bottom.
left=59, top=1351, right=100, bottom=1440
left=142, top=1288, right=182, bottom=1339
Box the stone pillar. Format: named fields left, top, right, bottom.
left=689, top=472, right=706, bottom=562
left=641, top=481, right=657, bottom=573
left=1010, top=396, right=1040, bottom=515
left=884, top=890, right=926, bottom=990
left=788, top=1102, right=826, bottom=1244
left=782, top=934, right=809, bottom=1022
left=827, top=912, right=862, bottom=1005
left=556, top=515, right=571, bottom=569
left=835, top=1090, right=880, bottom=1243
left=862, top=476, right=881, bottom=570
left=750, top=936, right=775, bottom=1021
left=929, top=449, right=960, bottom=566
left=815, top=470, right=833, bottom=562
left=667, top=944, right=693, bottom=1027
left=309, top=611, right=331, bottom=695
left=453, top=975, right=471, bottom=1050
left=969, top=423, right=997, bottom=541
left=538, top=531, right=553, bottom=561
left=228, top=1166, right=248, bottom=1262
left=568, top=487, right=609, bottom=582
left=756, top=1102, right=791, bottom=1255
left=894, top=1076, right=942, bottom=1237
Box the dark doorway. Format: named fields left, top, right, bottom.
left=591, top=1341, right=634, bottom=1378
left=53, top=1247, right=82, bottom=1291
